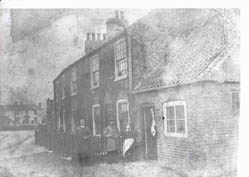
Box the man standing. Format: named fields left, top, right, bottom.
left=74, top=119, right=91, bottom=166
left=103, top=120, right=119, bottom=163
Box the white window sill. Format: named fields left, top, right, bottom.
left=114, top=74, right=128, bottom=82
left=93, top=134, right=101, bottom=138
left=70, top=92, right=77, bottom=96
left=164, top=132, right=187, bottom=138
left=91, top=84, right=99, bottom=90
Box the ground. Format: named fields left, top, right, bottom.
left=0, top=131, right=236, bottom=177
left=0, top=130, right=181, bottom=177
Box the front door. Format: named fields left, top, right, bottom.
left=143, top=106, right=158, bottom=160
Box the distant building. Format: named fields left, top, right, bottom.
left=0, top=102, right=44, bottom=127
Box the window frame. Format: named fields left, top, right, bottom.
left=231, top=90, right=240, bottom=118
left=92, top=104, right=101, bottom=137
left=114, top=38, right=128, bottom=81
left=62, top=110, right=66, bottom=132
left=90, top=55, right=100, bottom=89
left=71, top=67, right=77, bottom=96
left=116, top=99, right=130, bottom=131
left=61, top=75, right=66, bottom=99
left=55, top=81, right=59, bottom=103
left=163, top=101, right=188, bottom=138
left=57, top=112, right=60, bottom=131
left=71, top=109, right=77, bottom=132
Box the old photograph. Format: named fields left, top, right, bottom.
left=0, top=8, right=240, bottom=177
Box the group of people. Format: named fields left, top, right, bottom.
left=73, top=118, right=136, bottom=165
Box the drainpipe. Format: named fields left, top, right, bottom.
left=127, top=35, right=133, bottom=91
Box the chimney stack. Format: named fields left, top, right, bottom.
left=85, top=32, right=107, bottom=54
left=106, top=10, right=128, bottom=39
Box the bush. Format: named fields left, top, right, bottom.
left=0, top=167, right=15, bottom=177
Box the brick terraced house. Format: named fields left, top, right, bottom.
left=48, top=9, right=240, bottom=171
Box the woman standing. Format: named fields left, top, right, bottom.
left=122, top=124, right=135, bottom=161
left=103, top=120, right=119, bottom=163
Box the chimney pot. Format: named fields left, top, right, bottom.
left=87, top=33, right=91, bottom=40
left=92, top=33, right=95, bottom=40
left=120, top=11, right=124, bottom=19
left=115, top=10, right=119, bottom=19
left=103, top=34, right=107, bottom=40
left=97, top=33, right=101, bottom=40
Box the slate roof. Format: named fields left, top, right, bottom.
left=134, top=10, right=240, bottom=92
left=54, top=9, right=239, bottom=91
left=55, top=9, right=212, bottom=81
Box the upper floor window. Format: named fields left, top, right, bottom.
left=114, top=38, right=128, bottom=81
left=71, top=68, right=77, bottom=95
left=61, top=75, right=65, bottom=99
left=90, top=55, right=99, bottom=88
left=232, top=90, right=240, bottom=117
left=55, top=81, right=59, bottom=102
left=163, top=101, right=187, bottom=137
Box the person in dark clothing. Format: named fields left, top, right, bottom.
left=74, top=119, right=91, bottom=166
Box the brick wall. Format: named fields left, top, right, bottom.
left=88, top=33, right=130, bottom=132
left=134, top=81, right=239, bottom=171
left=53, top=32, right=144, bottom=135
left=131, top=37, right=145, bottom=88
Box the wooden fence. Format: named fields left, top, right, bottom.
left=35, top=130, right=136, bottom=164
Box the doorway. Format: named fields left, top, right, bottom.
left=143, top=105, right=158, bottom=160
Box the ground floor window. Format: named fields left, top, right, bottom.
left=163, top=101, right=187, bottom=137
left=117, top=100, right=129, bottom=133
left=104, top=103, right=113, bottom=127
left=71, top=109, right=77, bottom=132
left=57, top=111, right=65, bottom=132
left=62, top=110, right=67, bottom=132
left=57, top=112, right=60, bottom=131
left=92, top=104, right=101, bottom=136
